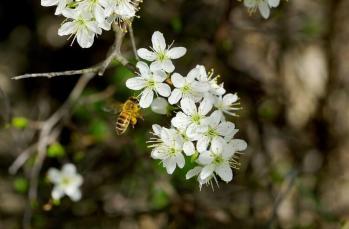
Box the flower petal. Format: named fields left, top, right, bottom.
left=137, top=48, right=156, bottom=61
left=198, top=97, right=213, bottom=116
left=126, top=77, right=146, bottom=90
left=171, top=73, right=185, bottom=88
left=223, top=93, right=238, bottom=106
left=136, top=61, right=151, bottom=76
left=176, top=153, right=185, bottom=168
left=164, top=158, right=176, bottom=174
left=215, top=163, right=233, bottom=182
left=186, top=166, right=202, bottom=179
left=217, top=122, right=235, bottom=136
left=152, top=31, right=166, bottom=52
left=198, top=151, right=213, bottom=165
left=47, top=168, right=60, bottom=183
left=197, top=136, right=210, bottom=152
left=200, top=164, right=215, bottom=180
left=229, top=139, right=248, bottom=152
left=183, top=141, right=195, bottom=156
left=62, top=163, right=76, bottom=175
left=168, top=88, right=182, bottom=105
left=161, top=59, right=175, bottom=73
left=181, top=97, right=197, bottom=115
left=259, top=1, right=270, bottom=19
left=140, top=89, right=154, bottom=108
left=155, top=83, right=171, bottom=97
left=52, top=187, right=64, bottom=200
left=171, top=112, right=190, bottom=129
left=167, top=47, right=187, bottom=59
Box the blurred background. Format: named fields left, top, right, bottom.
left=0, top=0, right=348, bottom=228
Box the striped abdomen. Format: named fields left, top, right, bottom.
left=115, top=112, right=131, bottom=135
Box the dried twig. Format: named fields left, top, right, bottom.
left=16, top=21, right=136, bottom=228
left=128, top=24, right=139, bottom=61
left=12, top=66, right=100, bottom=80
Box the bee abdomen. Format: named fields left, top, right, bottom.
left=115, top=112, right=130, bottom=135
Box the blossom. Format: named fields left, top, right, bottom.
left=41, top=0, right=72, bottom=15
left=197, top=139, right=235, bottom=182
left=58, top=10, right=102, bottom=48
left=137, top=31, right=187, bottom=73
left=104, top=0, right=137, bottom=19
left=243, top=0, right=280, bottom=19
left=171, top=97, right=212, bottom=138
left=47, top=163, right=83, bottom=201
left=193, top=111, right=238, bottom=152
left=195, top=65, right=226, bottom=106
left=151, top=97, right=169, bottom=115
left=214, top=93, right=240, bottom=117
left=149, top=126, right=185, bottom=174
left=186, top=166, right=218, bottom=190
left=76, top=0, right=111, bottom=30
left=168, top=68, right=209, bottom=104
left=126, top=61, right=171, bottom=108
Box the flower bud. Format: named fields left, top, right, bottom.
left=151, top=97, right=169, bottom=115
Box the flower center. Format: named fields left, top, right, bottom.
left=207, top=127, right=218, bottom=138
left=157, top=52, right=167, bottom=61
left=191, top=114, right=201, bottom=124
left=147, top=79, right=156, bottom=88
left=181, top=84, right=191, bottom=94
left=213, top=155, right=224, bottom=165
left=169, top=147, right=177, bottom=156
left=61, top=176, right=72, bottom=187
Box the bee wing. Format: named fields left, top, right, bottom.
left=102, top=99, right=122, bottom=114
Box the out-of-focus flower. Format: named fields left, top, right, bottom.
left=47, top=163, right=83, bottom=201
left=243, top=0, right=280, bottom=19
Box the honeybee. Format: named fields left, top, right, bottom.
left=115, top=97, right=142, bottom=135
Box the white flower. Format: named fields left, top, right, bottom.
left=151, top=97, right=169, bottom=115
left=104, top=0, right=137, bottom=19
left=137, top=31, right=187, bottom=73
left=197, top=138, right=234, bottom=182
left=186, top=166, right=218, bottom=190
left=41, top=0, right=72, bottom=15
left=168, top=68, right=209, bottom=105
left=47, top=163, right=83, bottom=201
left=76, top=0, right=111, bottom=30
left=243, top=0, right=280, bottom=19
left=126, top=61, right=171, bottom=108
left=193, top=111, right=238, bottom=152
left=58, top=10, right=102, bottom=48
left=150, top=126, right=185, bottom=174
left=196, top=65, right=225, bottom=96
left=171, top=97, right=212, bottom=138
left=214, top=93, right=240, bottom=117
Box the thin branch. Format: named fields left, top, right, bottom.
left=98, top=23, right=130, bottom=76
left=23, top=73, right=94, bottom=229
left=12, top=66, right=100, bottom=80
left=128, top=24, right=139, bottom=61
left=9, top=144, right=37, bottom=175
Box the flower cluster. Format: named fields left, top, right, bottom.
left=243, top=0, right=280, bottom=19
left=47, top=163, right=83, bottom=201
left=41, top=0, right=140, bottom=48
left=126, top=31, right=247, bottom=189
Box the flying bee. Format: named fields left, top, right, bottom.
left=115, top=97, right=142, bottom=135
